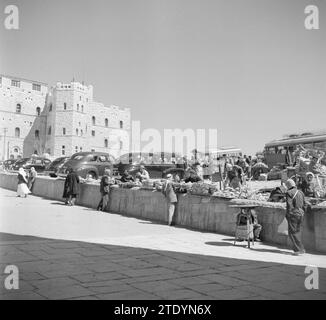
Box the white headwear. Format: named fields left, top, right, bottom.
left=285, top=179, right=296, bottom=189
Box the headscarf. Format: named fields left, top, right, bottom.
left=18, top=168, right=25, bottom=176
left=285, top=179, right=296, bottom=189
left=306, top=172, right=314, bottom=178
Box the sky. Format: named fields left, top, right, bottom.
left=0, top=0, right=325, bottom=155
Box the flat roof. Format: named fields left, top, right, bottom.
left=0, top=74, right=48, bottom=86
left=265, top=134, right=326, bottom=147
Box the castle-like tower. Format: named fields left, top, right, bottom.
left=0, top=75, right=131, bottom=160
left=0, top=74, right=48, bottom=160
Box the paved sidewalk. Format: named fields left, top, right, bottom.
left=0, top=187, right=326, bottom=300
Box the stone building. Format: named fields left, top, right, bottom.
left=0, top=75, right=48, bottom=160
left=0, top=74, right=131, bottom=160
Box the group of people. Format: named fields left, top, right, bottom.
left=17, top=160, right=310, bottom=256
left=16, top=167, right=37, bottom=198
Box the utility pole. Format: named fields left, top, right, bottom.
left=3, top=128, right=8, bottom=160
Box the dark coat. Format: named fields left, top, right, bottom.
left=63, top=172, right=80, bottom=198
left=17, top=173, right=27, bottom=185
left=120, top=174, right=134, bottom=183
left=286, top=187, right=307, bottom=218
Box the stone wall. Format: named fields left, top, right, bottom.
left=1, top=172, right=326, bottom=253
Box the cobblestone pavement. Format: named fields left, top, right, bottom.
left=0, top=188, right=326, bottom=300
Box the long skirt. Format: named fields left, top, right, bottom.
left=17, top=183, right=30, bottom=197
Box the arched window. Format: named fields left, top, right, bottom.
left=81, top=129, right=83, bottom=136
left=76, top=129, right=79, bottom=136
left=49, top=104, right=52, bottom=112
left=81, top=105, right=84, bottom=113
left=105, top=118, right=109, bottom=127
left=104, top=139, right=108, bottom=148
left=120, top=141, right=123, bottom=150
left=36, top=107, right=41, bottom=116
left=92, top=116, right=96, bottom=126
left=63, top=128, right=66, bottom=135
left=15, top=127, right=20, bottom=138
left=16, top=104, right=21, bottom=113
left=64, top=103, right=67, bottom=110
left=77, top=104, right=79, bottom=112
left=120, top=121, right=123, bottom=129
left=35, top=130, right=39, bottom=139
left=62, top=145, right=65, bottom=156
left=48, top=126, right=52, bottom=135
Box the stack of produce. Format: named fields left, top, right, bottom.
left=140, top=179, right=155, bottom=190
left=212, top=189, right=240, bottom=199
left=267, top=166, right=282, bottom=180
left=190, top=182, right=211, bottom=196
left=120, top=182, right=137, bottom=189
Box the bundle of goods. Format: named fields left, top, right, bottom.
left=212, top=189, right=240, bottom=199
left=190, top=182, right=211, bottom=196
left=267, top=166, right=282, bottom=180
left=140, top=179, right=155, bottom=190
left=154, top=180, right=163, bottom=191
left=120, top=182, right=137, bottom=189
left=172, top=182, right=189, bottom=193
left=251, top=162, right=269, bottom=180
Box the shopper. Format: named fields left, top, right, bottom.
left=285, top=178, right=309, bottom=255
left=63, top=168, right=80, bottom=206
left=28, top=167, right=37, bottom=193
left=17, top=168, right=30, bottom=198
left=162, top=174, right=178, bottom=226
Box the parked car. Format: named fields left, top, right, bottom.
left=12, top=157, right=52, bottom=173
left=44, top=157, right=70, bottom=177
left=114, top=152, right=185, bottom=179
left=3, top=159, right=17, bottom=170
left=58, top=152, right=115, bottom=179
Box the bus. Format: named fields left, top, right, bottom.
left=264, top=132, right=326, bottom=168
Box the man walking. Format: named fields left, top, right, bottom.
left=285, top=178, right=309, bottom=255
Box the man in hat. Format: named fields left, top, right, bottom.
left=139, top=165, right=150, bottom=181
left=285, top=178, right=309, bottom=255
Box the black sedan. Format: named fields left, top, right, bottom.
left=13, top=157, right=52, bottom=173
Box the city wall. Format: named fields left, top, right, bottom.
left=1, top=172, right=326, bottom=253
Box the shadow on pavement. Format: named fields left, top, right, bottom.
left=50, top=202, right=67, bottom=206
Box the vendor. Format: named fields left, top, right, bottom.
left=229, top=169, right=242, bottom=189
left=120, top=170, right=134, bottom=183
left=139, top=165, right=150, bottom=181
left=184, top=169, right=202, bottom=183
left=300, top=172, right=319, bottom=198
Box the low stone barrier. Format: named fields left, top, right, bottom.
left=1, top=172, right=326, bottom=253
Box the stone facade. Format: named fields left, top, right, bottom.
left=0, top=74, right=131, bottom=160
left=0, top=74, right=48, bottom=160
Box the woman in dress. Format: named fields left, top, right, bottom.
left=17, top=168, right=30, bottom=198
